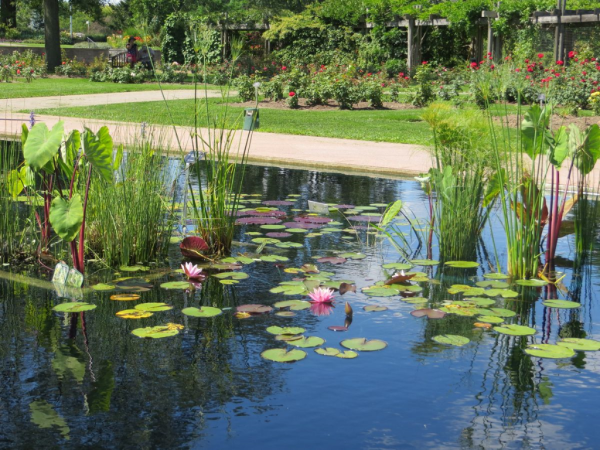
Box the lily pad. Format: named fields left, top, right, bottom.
left=363, top=305, right=388, bottom=312
left=135, top=302, right=173, bottom=312
left=317, top=256, right=347, bottom=264
left=557, top=338, right=600, bottom=351
left=182, top=306, right=222, bottom=318
left=275, top=242, right=303, bottom=249
left=477, top=315, right=505, bottom=324
left=236, top=304, right=273, bottom=314
left=341, top=338, right=387, bottom=352
left=339, top=252, right=367, bottom=260
left=484, top=272, right=510, bottom=280
left=92, top=283, right=115, bottom=291
left=432, top=335, right=470, bottom=347
left=363, top=286, right=400, bottom=297
left=131, top=323, right=184, bottom=339
left=524, top=344, right=575, bottom=359
left=335, top=350, right=359, bottom=359
left=410, top=308, right=446, bottom=319
left=315, top=347, right=340, bottom=356
left=119, top=265, right=149, bottom=272
left=289, top=336, right=325, bottom=348
left=266, top=326, right=306, bottom=335
left=485, top=289, right=519, bottom=298
left=383, top=263, right=413, bottom=270
left=516, top=279, right=548, bottom=287
left=476, top=280, right=510, bottom=289
left=116, top=309, right=152, bottom=319
left=542, top=300, right=581, bottom=309
left=259, top=255, right=289, bottom=263
left=275, top=334, right=304, bottom=342
left=275, top=311, right=296, bottom=317
left=273, top=300, right=311, bottom=311
left=53, top=302, right=97, bottom=313
left=251, top=237, right=281, bottom=244
left=328, top=326, right=348, bottom=332
left=110, top=294, right=141, bottom=301
left=160, top=281, right=191, bottom=290
left=261, top=348, right=307, bottom=363
left=484, top=308, right=517, bottom=318
left=402, top=297, right=428, bottom=304
left=465, top=297, right=496, bottom=306
left=410, top=259, right=439, bottom=266
left=270, top=285, right=308, bottom=296
left=445, top=261, right=479, bottom=268
left=494, top=324, right=536, bottom=336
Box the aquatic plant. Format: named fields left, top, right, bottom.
left=308, top=287, right=335, bottom=303
left=181, top=262, right=203, bottom=280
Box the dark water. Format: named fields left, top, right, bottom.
left=1, top=165, right=599, bottom=449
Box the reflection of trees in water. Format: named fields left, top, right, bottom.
left=0, top=278, right=289, bottom=448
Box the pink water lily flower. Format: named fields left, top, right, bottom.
left=310, top=302, right=334, bottom=316
left=182, top=262, right=204, bottom=280
left=308, top=287, right=335, bottom=303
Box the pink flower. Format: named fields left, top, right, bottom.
left=310, top=302, right=334, bottom=316
left=308, top=287, right=335, bottom=303
left=181, top=262, right=204, bottom=280
left=281, top=65, right=287, bottom=71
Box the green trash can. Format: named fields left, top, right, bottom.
left=243, top=108, right=259, bottom=131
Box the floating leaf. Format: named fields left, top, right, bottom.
left=464, top=297, right=496, bottom=306
left=110, top=294, right=140, bottom=301
left=362, top=286, right=400, bottom=297
left=485, top=288, right=518, bottom=298
left=328, top=326, right=348, bottom=332
left=260, top=224, right=286, bottom=230
left=275, top=334, right=304, bottom=342
left=339, top=252, right=366, bottom=260
left=402, top=297, right=428, bottom=304
left=477, top=315, right=504, bottom=324
left=445, top=261, right=479, bottom=268
left=212, top=271, right=248, bottom=280
left=270, top=285, right=308, bottom=296
left=557, top=338, right=600, bottom=351
left=410, top=309, right=446, bottom=319
left=494, top=324, right=536, bottom=336
left=266, top=326, right=306, bottom=335
left=251, top=237, right=281, bottom=244
left=484, top=272, right=510, bottom=280
left=273, top=300, right=311, bottom=311
left=160, top=281, right=191, bottom=290
left=410, top=259, right=439, bottom=266
left=131, top=324, right=183, bottom=339
left=286, top=228, right=308, bottom=233
left=476, top=280, right=510, bottom=289
left=432, top=335, right=470, bottom=347
left=275, top=311, right=296, bottom=317
left=542, top=300, right=581, bottom=309
left=315, top=347, right=340, bottom=356
left=335, top=350, right=359, bottom=359
left=259, top=255, right=290, bottom=263
left=301, top=264, right=319, bottom=273
left=363, top=305, right=388, bottom=312
left=439, top=304, right=483, bottom=317
left=275, top=242, right=303, bottom=249
left=385, top=272, right=416, bottom=284
left=474, top=322, right=492, bottom=329
left=92, top=283, right=115, bottom=291
left=235, top=312, right=252, bottom=319
left=181, top=306, right=222, bottom=318
left=116, top=309, right=153, bottom=319
left=383, top=263, right=413, bottom=270
left=135, top=302, right=173, bottom=312
left=219, top=279, right=239, bottom=285
left=119, top=265, right=149, bottom=272
left=525, top=344, right=575, bottom=359
left=317, top=256, right=347, bottom=264
left=516, top=279, right=548, bottom=287
left=53, top=302, right=97, bottom=313
left=341, top=338, right=387, bottom=352
left=236, top=304, right=273, bottom=314
left=289, top=336, right=325, bottom=348
left=484, top=308, right=517, bottom=318
left=261, top=348, right=307, bottom=363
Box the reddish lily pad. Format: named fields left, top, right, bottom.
left=180, top=236, right=209, bottom=259
left=236, top=217, right=282, bottom=225
left=317, top=256, right=347, bottom=264
left=328, top=326, right=349, bottom=332
left=363, top=305, right=388, bottom=312
left=236, top=304, right=273, bottom=314
left=262, top=200, right=294, bottom=206
left=410, top=308, right=446, bottom=319
left=266, top=232, right=292, bottom=238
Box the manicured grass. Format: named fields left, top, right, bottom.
left=0, top=78, right=216, bottom=99
left=35, top=98, right=433, bottom=144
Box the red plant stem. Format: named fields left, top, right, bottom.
left=69, top=152, right=84, bottom=198
left=76, top=164, right=93, bottom=274
left=427, top=193, right=434, bottom=259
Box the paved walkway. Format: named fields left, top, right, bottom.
left=0, top=90, right=433, bottom=179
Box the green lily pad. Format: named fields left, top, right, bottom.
left=484, top=308, right=517, bottom=318
left=251, top=238, right=281, bottom=244
left=494, top=324, right=536, bottom=336
left=135, top=302, right=173, bottom=312
left=516, top=279, right=548, bottom=287
left=289, top=336, right=325, bottom=348
left=266, top=326, right=306, bottom=335
left=92, top=283, right=115, bottom=291
left=476, top=280, right=510, bottom=289
left=339, top=252, right=367, bottom=260
left=363, top=305, right=388, bottom=312
left=245, top=232, right=263, bottom=236
left=315, top=347, right=340, bottom=356
left=259, top=255, right=290, bottom=262
left=341, top=338, right=387, bottom=352
left=160, top=281, right=191, bottom=289
left=261, top=348, right=307, bottom=363
left=477, top=315, right=505, bottom=324
left=275, top=334, right=304, bottom=341
left=524, top=344, right=575, bottom=359
left=402, top=297, right=428, bottom=304
left=484, top=272, right=510, bottom=280
left=445, top=261, right=479, bottom=268
left=410, top=259, right=439, bottom=266
left=221, top=256, right=255, bottom=265
left=212, top=271, right=249, bottom=280
left=219, top=279, right=239, bottom=285
left=286, top=228, right=308, bottom=233
left=260, top=225, right=286, bottom=230
left=432, top=335, right=470, bottom=347
left=53, top=302, right=97, bottom=313
left=335, top=350, right=359, bottom=359
left=363, top=286, right=400, bottom=297
left=181, top=306, right=223, bottom=318
left=119, top=265, right=149, bottom=272
left=275, top=242, right=304, bottom=249
left=116, top=309, right=153, bottom=319
left=382, top=263, right=413, bottom=270
left=274, top=300, right=311, bottom=310
left=557, top=338, right=600, bottom=351
left=439, top=305, right=483, bottom=317
left=542, top=300, right=581, bottom=309
left=131, top=324, right=184, bottom=339
left=270, top=285, right=308, bottom=295
left=465, top=297, right=496, bottom=306
left=485, top=289, right=518, bottom=298
left=275, top=311, right=296, bottom=317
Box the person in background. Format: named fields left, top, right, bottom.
left=126, top=37, right=138, bottom=67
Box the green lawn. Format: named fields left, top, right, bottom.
left=34, top=98, right=433, bottom=144
left=0, top=78, right=216, bottom=99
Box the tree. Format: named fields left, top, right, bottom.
left=1, top=0, right=17, bottom=28
left=44, top=0, right=61, bottom=71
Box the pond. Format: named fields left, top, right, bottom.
left=1, top=164, right=599, bottom=449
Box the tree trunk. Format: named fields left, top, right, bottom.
left=43, top=0, right=61, bottom=72
left=0, top=0, right=17, bottom=28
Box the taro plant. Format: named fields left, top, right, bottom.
left=21, top=122, right=117, bottom=273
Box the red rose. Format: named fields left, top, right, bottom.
left=470, top=62, right=478, bottom=68
left=525, top=59, right=529, bottom=63
left=538, top=53, right=544, bottom=58
left=17, top=69, right=20, bottom=74
left=568, top=51, right=576, bottom=58
left=281, top=66, right=287, bottom=71
left=422, top=61, right=427, bottom=65
left=289, top=91, right=295, bottom=97
left=556, top=60, right=564, bottom=65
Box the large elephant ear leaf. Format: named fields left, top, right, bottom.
left=58, top=130, right=81, bottom=176
left=380, top=200, right=402, bottom=227
left=522, top=105, right=551, bottom=158
left=83, top=126, right=114, bottom=182
left=49, top=194, right=84, bottom=242
left=550, top=125, right=569, bottom=169
left=24, top=121, right=64, bottom=173
left=574, top=124, right=600, bottom=175
left=21, top=124, right=29, bottom=147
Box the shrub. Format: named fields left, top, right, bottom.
left=411, top=63, right=436, bottom=107
left=262, top=77, right=285, bottom=101
left=233, top=74, right=256, bottom=101
left=159, top=63, right=187, bottom=83
left=361, top=79, right=384, bottom=107
left=55, top=57, right=87, bottom=77
left=331, top=78, right=359, bottom=109
left=287, top=90, right=298, bottom=108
